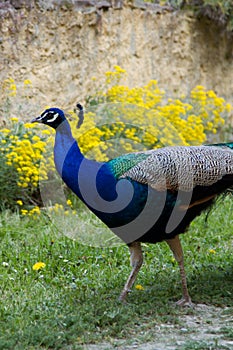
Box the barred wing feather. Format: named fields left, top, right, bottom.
left=119, top=146, right=233, bottom=192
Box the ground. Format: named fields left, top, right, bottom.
left=82, top=304, right=233, bottom=350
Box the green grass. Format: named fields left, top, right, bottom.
left=179, top=340, right=230, bottom=350
left=0, top=195, right=232, bottom=349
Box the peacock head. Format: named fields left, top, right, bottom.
left=31, top=104, right=84, bottom=130
left=31, top=108, right=66, bottom=129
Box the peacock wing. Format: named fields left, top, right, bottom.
left=116, top=145, right=233, bottom=192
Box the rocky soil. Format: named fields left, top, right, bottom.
left=83, top=304, right=233, bottom=350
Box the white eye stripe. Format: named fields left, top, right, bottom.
left=47, top=113, right=59, bottom=123
left=38, top=112, right=49, bottom=120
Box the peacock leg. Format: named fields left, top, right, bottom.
left=166, top=235, right=193, bottom=307
left=119, top=242, right=143, bottom=302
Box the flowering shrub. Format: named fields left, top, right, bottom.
left=0, top=69, right=232, bottom=212
left=71, top=66, right=230, bottom=160
left=0, top=116, right=54, bottom=209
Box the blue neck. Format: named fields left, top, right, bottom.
left=54, top=120, right=118, bottom=204
left=54, top=120, right=82, bottom=176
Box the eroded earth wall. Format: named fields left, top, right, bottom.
left=0, top=1, right=233, bottom=113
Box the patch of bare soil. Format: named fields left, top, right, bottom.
left=83, top=304, right=233, bottom=350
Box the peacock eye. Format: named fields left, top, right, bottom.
left=47, top=112, right=59, bottom=123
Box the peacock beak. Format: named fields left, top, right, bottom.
left=31, top=116, right=41, bottom=123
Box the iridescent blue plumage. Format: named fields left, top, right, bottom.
left=32, top=106, right=233, bottom=306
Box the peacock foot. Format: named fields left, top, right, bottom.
left=175, top=297, right=194, bottom=308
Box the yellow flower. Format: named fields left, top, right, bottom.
left=66, top=199, right=72, bottom=206
left=21, top=209, right=28, bottom=215
left=135, top=284, right=144, bottom=291
left=1, top=128, right=10, bottom=134
left=32, top=262, right=46, bottom=271
left=32, top=135, right=41, bottom=142
left=11, top=117, right=19, bottom=122
left=29, top=206, right=41, bottom=215
left=5, top=77, right=15, bottom=83
left=208, top=249, right=216, bottom=254
left=16, top=200, right=23, bottom=206
left=21, top=183, right=28, bottom=188
left=41, top=129, right=51, bottom=135
left=24, top=79, right=32, bottom=85
left=24, top=123, right=34, bottom=129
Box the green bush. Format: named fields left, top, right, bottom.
left=170, top=0, right=233, bottom=32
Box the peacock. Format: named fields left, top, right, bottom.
left=31, top=104, right=233, bottom=306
